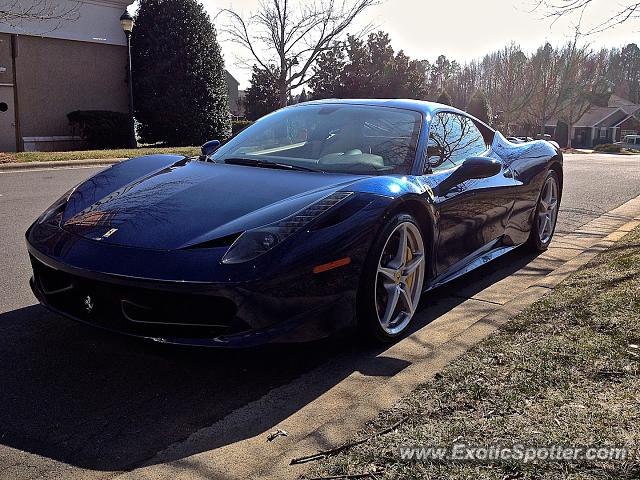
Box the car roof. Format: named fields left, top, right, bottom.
left=291, top=98, right=460, bottom=116
left=286, top=98, right=496, bottom=136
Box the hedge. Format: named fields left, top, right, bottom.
left=232, top=120, right=254, bottom=136
left=67, top=110, right=130, bottom=149
left=593, top=143, right=622, bottom=153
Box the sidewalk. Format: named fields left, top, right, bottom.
left=0, top=158, right=124, bottom=171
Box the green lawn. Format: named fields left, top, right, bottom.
left=0, top=146, right=200, bottom=163
left=310, top=226, right=640, bottom=480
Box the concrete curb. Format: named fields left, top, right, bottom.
left=0, top=158, right=125, bottom=171
left=114, top=194, right=640, bottom=480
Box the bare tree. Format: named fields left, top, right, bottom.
left=527, top=42, right=565, bottom=135
left=557, top=43, right=609, bottom=147
left=491, top=44, right=537, bottom=133
left=538, top=0, right=640, bottom=32
left=220, top=0, right=378, bottom=108
left=0, top=0, right=79, bottom=30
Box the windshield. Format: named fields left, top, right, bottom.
left=212, top=104, right=423, bottom=175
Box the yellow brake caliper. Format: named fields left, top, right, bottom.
left=405, top=246, right=413, bottom=288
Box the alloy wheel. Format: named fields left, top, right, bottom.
left=374, top=222, right=425, bottom=335
left=537, top=175, right=559, bottom=244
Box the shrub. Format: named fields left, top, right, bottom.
left=132, top=0, right=231, bottom=146
left=232, top=120, right=254, bottom=136
left=593, top=143, right=622, bottom=153
left=67, top=110, right=129, bottom=149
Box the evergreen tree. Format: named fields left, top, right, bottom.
left=467, top=89, right=493, bottom=124
left=309, top=44, right=347, bottom=99
left=132, top=0, right=231, bottom=146
left=437, top=89, right=453, bottom=105
left=244, top=66, right=281, bottom=120
left=298, top=89, right=309, bottom=103
left=309, top=32, right=427, bottom=100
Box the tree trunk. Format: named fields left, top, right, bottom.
left=567, top=122, right=573, bottom=149
left=277, top=79, right=288, bottom=108
left=278, top=89, right=288, bottom=108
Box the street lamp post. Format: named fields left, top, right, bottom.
left=120, top=10, right=136, bottom=148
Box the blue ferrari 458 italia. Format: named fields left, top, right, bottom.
left=27, top=99, right=562, bottom=347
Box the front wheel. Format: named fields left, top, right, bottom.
left=357, top=214, right=426, bottom=342
left=527, top=170, right=560, bottom=251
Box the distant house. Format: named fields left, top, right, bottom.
left=237, top=89, right=246, bottom=118
left=225, top=71, right=240, bottom=117
left=0, top=0, right=134, bottom=152
left=225, top=71, right=245, bottom=118
left=545, top=95, right=640, bottom=148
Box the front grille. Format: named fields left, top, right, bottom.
left=30, top=256, right=245, bottom=339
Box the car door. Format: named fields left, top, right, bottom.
left=427, top=112, right=515, bottom=276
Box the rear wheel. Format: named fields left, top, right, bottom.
left=358, top=214, right=426, bottom=342
left=527, top=170, right=560, bottom=251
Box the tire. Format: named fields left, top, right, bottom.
left=527, top=170, right=560, bottom=252
left=357, top=213, right=426, bottom=342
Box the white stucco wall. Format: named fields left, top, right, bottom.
left=0, top=0, right=134, bottom=46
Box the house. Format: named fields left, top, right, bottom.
left=545, top=95, right=640, bottom=148
left=226, top=71, right=241, bottom=118
left=0, top=1, right=242, bottom=152
left=0, top=0, right=135, bottom=152
left=225, top=70, right=247, bottom=119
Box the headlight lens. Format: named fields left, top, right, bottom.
left=37, top=186, right=77, bottom=225
left=221, top=191, right=353, bottom=264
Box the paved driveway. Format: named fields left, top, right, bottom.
left=0, top=154, right=638, bottom=479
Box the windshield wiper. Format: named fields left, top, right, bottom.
left=223, top=157, right=319, bottom=172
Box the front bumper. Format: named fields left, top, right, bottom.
left=25, top=213, right=374, bottom=347
left=28, top=250, right=357, bottom=347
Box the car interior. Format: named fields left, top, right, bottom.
left=219, top=106, right=422, bottom=174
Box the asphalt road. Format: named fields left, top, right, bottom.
left=0, top=154, right=639, bottom=479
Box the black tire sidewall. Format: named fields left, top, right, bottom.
left=357, top=213, right=424, bottom=342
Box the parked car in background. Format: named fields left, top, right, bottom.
left=507, top=136, right=535, bottom=144
left=615, top=134, right=640, bottom=149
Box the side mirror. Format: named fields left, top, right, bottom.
left=437, top=156, right=502, bottom=194
left=458, top=156, right=502, bottom=180
left=201, top=139, right=221, bottom=157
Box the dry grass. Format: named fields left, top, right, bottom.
left=310, top=228, right=640, bottom=480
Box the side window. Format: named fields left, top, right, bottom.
left=426, top=113, right=487, bottom=173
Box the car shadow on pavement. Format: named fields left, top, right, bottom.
left=0, top=247, right=539, bottom=472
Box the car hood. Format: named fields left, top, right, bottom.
left=61, top=159, right=362, bottom=250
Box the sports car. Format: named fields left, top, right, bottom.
left=26, top=99, right=562, bottom=347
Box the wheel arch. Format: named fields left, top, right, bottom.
left=382, top=195, right=438, bottom=281
left=548, top=155, right=564, bottom=201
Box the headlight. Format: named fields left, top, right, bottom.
left=221, top=191, right=353, bottom=264
left=37, top=186, right=77, bottom=225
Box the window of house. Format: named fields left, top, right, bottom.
left=426, top=113, right=487, bottom=173
left=599, top=128, right=608, bottom=139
